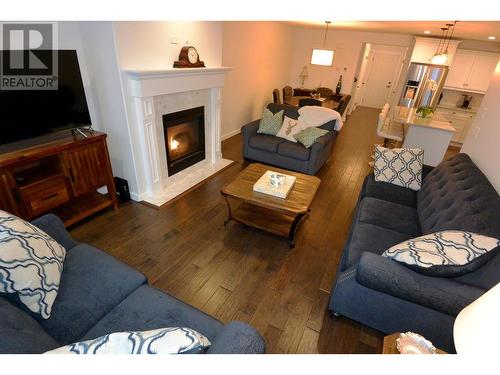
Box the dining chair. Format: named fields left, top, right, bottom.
left=376, top=103, right=403, bottom=147
left=273, top=89, right=281, bottom=104
left=282, top=86, right=293, bottom=104
left=335, top=95, right=351, bottom=117
left=298, top=98, right=322, bottom=107
left=316, top=87, right=333, bottom=100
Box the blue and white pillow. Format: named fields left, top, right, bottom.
left=46, top=327, right=211, bottom=354
left=374, top=146, right=424, bottom=191
left=0, top=210, right=65, bottom=319
left=383, top=230, right=500, bottom=277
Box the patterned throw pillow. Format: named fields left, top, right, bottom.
left=0, top=210, right=66, bottom=319
left=257, top=108, right=284, bottom=135
left=276, top=115, right=308, bottom=142
left=374, top=146, right=424, bottom=191
left=46, top=327, right=211, bottom=354
left=294, top=127, right=329, bottom=148
left=382, top=230, right=500, bottom=277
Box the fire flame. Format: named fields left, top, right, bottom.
left=171, top=138, right=180, bottom=151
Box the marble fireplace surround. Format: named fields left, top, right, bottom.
left=124, top=67, right=232, bottom=207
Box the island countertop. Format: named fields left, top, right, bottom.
left=394, top=106, right=456, bottom=133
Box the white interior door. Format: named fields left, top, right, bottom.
left=361, top=51, right=402, bottom=109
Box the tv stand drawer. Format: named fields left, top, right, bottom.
left=18, top=175, right=70, bottom=217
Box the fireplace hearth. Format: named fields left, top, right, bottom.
left=163, top=106, right=205, bottom=176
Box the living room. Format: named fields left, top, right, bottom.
left=1, top=1, right=500, bottom=373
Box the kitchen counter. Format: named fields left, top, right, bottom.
left=394, top=107, right=456, bottom=132
left=436, top=103, right=478, bottom=114
left=393, top=106, right=456, bottom=167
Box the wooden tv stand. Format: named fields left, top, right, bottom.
left=0, top=131, right=119, bottom=227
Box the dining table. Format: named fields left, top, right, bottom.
left=284, top=96, right=340, bottom=110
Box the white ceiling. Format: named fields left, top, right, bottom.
left=290, top=21, right=500, bottom=43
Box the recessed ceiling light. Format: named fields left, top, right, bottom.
left=424, top=30, right=431, bottom=34
left=488, top=36, right=496, bottom=40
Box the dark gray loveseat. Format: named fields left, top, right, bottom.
left=0, top=214, right=265, bottom=354
left=241, top=103, right=338, bottom=175
left=329, top=153, right=500, bottom=353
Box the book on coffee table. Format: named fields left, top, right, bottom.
left=252, top=170, right=296, bottom=199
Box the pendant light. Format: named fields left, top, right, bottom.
left=431, top=21, right=457, bottom=65
left=311, top=21, right=334, bottom=66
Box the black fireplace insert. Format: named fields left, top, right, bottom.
left=162, top=106, right=205, bottom=176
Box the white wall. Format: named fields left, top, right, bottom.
left=110, top=21, right=224, bottom=199
left=113, top=21, right=223, bottom=69
left=461, top=58, right=500, bottom=194
left=78, top=22, right=138, bottom=194
left=288, top=27, right=413, bottom=96
left=221, top=22, right=295, bottom=139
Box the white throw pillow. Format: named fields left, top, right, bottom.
left=298, top=105, right=344, bottom=131
left=374, top=146, right=424, bottom=191
left=0, top=210, right=66, bottom=319
left=382, top=230, right=500, bottom=277
left=276, top=115, right=307, bottom=143
left=46, top=327, right=211, bottom=354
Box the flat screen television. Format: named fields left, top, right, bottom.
left=0, top=50, right=91, bottom=148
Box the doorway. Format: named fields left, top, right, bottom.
left=352, top=44, right=407, bottom=111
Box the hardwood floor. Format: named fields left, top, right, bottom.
left=68, top=106, right=398, bottom=353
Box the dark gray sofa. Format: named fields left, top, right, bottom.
left=241, top=103, right=338, bottom=175
left=0, top=214, right=265, bottom=354
left=329, top=153, right=500, bottom=353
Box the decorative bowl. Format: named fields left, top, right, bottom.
left=396, top=332, right=437, bottom=354
left=269, top=173, right=286, bottom=187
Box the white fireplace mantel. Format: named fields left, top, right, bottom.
left=123, top=66, right=232, bottom=206
left=124, top=67, right=232, bottom=98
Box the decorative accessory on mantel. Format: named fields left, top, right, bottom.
left=311, top=21, right=334, bottom=66
left=173, top=46, right=205, bottom=68
left=431, top=21, right=458, bottom=65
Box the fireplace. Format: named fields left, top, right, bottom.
left=162, top=106, right=205, bottom=176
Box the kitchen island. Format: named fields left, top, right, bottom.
left=394, top=106, right=456, bottom=166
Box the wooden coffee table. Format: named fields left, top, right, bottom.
left=221, top=163, right=321, bottom=247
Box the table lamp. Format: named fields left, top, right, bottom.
left=453, top=282, right=500, bottom=354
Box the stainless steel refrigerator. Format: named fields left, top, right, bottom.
left=399, top=62, right=448, bottom=109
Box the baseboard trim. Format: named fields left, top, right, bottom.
left=221, top=128, right=241, bottom=141
left=130, top=191, right=146, bottom=202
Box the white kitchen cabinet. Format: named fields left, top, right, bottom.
left=411, top=37, right=460, bottom=66
left=444, top=53, right=475, bottom=89
left=444, top=50, right=499, bottom=93
left=435, top=107, right=475, bottom=144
